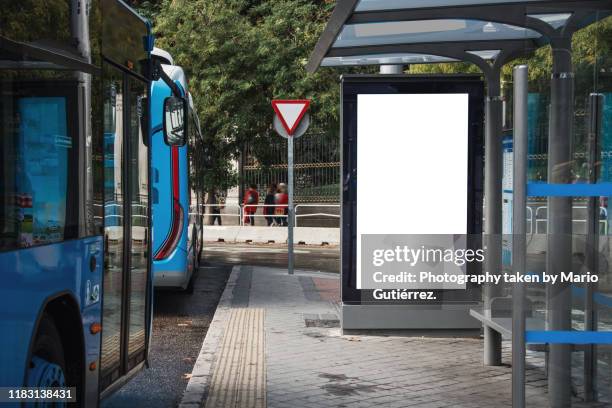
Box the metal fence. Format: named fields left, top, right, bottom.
left=533, top=205, right=608, bottom=234
left=197, top=203, right=340, bottom=227
left=484, top=204, right=610, bottom=235
left=242, top=133, right=340, bottom=203
left=198, top=202, right=609, bottom=232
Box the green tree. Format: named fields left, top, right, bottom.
left=0, top=0, right=71, bottom=42
left=149, top=0, right=340, bottom=195
left=129, top=0, right=164, bottom=21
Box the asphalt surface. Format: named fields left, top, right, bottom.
left=202, top=242, right=340, bottom=273
left=102, top=262, right=232, bottom=408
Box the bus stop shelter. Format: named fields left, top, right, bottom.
left=307, top=1, right=612, bottom=407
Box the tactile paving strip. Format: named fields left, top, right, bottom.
left=205, top=308, right=266, bottom=408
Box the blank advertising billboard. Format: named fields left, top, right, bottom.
left=341, top=75, right=484, bottom=304
left=356, top=93, right=469, bottom=289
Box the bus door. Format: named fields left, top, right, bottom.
left=100, top=62, right=150, bottom=393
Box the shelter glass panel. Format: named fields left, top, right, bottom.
left=333, top=20, right=540, bottom=49
left=322, top=53, right=456, bottom=66
left=514, top=12, right=612, bottom=406
left=354, top=0, right=544, bottom=12
left=591, top=11, right=612, bottom=405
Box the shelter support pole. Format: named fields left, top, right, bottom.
left=512, top=65, right=528, bottom=408
left=379, top=65, right=404, bottom=74
left=547, top=37, right=573, bottom=408
left=584, top=92, right=603, bottom=402
left=484, top=70, right=503, bottom=366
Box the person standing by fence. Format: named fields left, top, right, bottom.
left=243, top=183, right=259, bottom=226
left=274, top=183, right=288, bottom=226
left=264, top=183, right=277, bottom=226
left=211, top=189, right=224, bottom=225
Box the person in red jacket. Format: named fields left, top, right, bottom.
left=274, top=183, right=289, bottom=226
left=243, top=183, right=259, bottom=226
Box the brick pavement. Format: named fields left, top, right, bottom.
left=182, top=265, right=609, bottom=408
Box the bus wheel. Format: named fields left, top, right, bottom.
left=197, top=237, right=203, bottom=265
left=27, top=316, right=67, bottom=405
left=185, top=254, right=197, bottom=294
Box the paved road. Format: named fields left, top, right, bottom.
left=102, top=262, right=232, bottom=408
left=202, top=242, right=340, bottom=273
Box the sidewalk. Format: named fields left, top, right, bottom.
left=179, top=265, right=605, bottom=408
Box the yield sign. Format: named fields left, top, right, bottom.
left=271, top=100, right=310, bottom=136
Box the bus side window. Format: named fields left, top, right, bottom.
left=0, top=90, right=77, bottom=251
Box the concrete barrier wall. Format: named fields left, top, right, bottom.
left=203, top=226, right=339, bottom=245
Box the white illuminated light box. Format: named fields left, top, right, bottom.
left=356, top=93, right=469, bottom=289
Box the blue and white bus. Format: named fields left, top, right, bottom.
left=0, top=1, right=187, bottom=405
left=150, top=49, right=204, bottom=293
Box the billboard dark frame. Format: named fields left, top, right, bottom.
left=341, top=74, right=485, bottom=305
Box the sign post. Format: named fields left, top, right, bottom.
left=271, top=99, right=311, bottom=275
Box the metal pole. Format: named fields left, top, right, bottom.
left=379, top=65, right=403, bottom=74
left=484, top=72, right=504, bottom=366
left=547, top=38, right=573, bottom=408
left=584, top=93, right=603, bottom=402
left=512, top=65, right=528, bottom=408
left=288, top=136, right=294, bottom=275
left=239, top=145, right=245, bottom=208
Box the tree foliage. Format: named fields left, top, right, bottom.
left=145, top=0, right=340, bottom=193
left=0, top=0, right=71, bottom=42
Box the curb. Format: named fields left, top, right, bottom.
left=178, top=265, right=241, bottom=408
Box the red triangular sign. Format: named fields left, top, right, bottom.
left=272, top=99, right=310, bottom=136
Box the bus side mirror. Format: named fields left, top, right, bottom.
left=163, top=96, right=187, bottom=146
